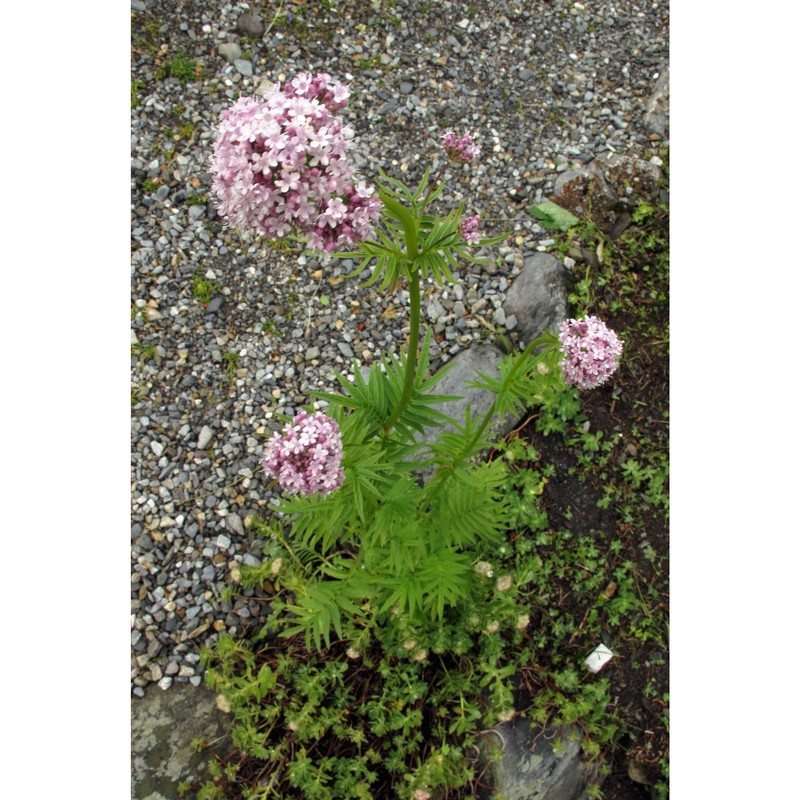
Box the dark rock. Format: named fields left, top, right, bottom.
left=551, top=164, right=618, bottom=231
left=206, top=296, right=224, bottom=314
left=607, top=211, right=633, bottom=240
left=593, top=153, right=662, bottom=201
left=236, top=12, right=264, bottom=38
left=502, top=252, right=569, bottom=347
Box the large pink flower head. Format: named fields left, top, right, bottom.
left=443, top=129, right=480, bottom=163
left=558, top=316, right=623, bottom=390
left=262, top=410, right=345, bottom=496
left=210, top=72, right=382, bottom=252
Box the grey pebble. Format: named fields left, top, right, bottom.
left=197, top=426, right=214, bottom=449
left=234, top=59, right=253, bottom=77
left=216, top=534, right=232, bottom=550
left=225, top=514, right=245, bottom=536
left=218, top=43, right=241, bottom=64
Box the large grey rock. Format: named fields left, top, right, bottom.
left=482, top=721, right=587, bottom=800
left=131, top=682, right=231, bottom=799
left=503, top=253, right=569, bottom=347
left=419, top=342, right=517, bottom=448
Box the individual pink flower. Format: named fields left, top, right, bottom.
left=443, top=129, right=480, bottom=163
left=210, top=73, right=381, bottom=252
left=459, top=213, right=481, bottom=244
left=261, top=410, right=345, bottom=496
left=558, top=316, right=623, bottom=390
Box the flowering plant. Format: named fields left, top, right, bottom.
left=207, top=73, right=622, bottom=800
left=205, top=71, right=624, bottom=800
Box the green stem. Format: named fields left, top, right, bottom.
left=382, top=265, right=421, bottom=435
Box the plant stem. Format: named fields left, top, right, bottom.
left=382, top=265, right=421, bottom=435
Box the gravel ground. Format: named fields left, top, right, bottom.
left=130, top=0, right=669, bottom=695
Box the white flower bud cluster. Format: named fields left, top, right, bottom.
left=474, top=561, right=494, bottom=578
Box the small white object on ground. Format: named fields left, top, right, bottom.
left=584, top=643, right=614, bottom=673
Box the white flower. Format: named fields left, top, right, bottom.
left=496, top=574, right=513, bottom=592
left=215, top=695, right=231, bottom=713
left=474, top=561, right=494, bottom=578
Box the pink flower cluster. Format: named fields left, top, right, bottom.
left=459, top=213, right=481, bottom=244
left=558, top=316, right=623, bottom=390
left=210, top=72, right=382, bottom=252
left=443, top=129, right=480, bottom=163
left=262, top=410, right=345, bottom=496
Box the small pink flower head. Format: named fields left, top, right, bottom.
left=558, top=316, right=623, bottom=390
left=261, top=410, right=344, bottom=496
left=459, top=213, right=481, bottom=244
left=443, top=129, right=480, bottom=163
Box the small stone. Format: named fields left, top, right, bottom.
left=216, top=533, right=232, bottom=550
left=305, top=346, right=320, bottom=361
left=234, top=59, right=253, bottom=77
left=217, top=42, right=242, bottom=64
left=206, top=296, right=224, bottom=313
left=225, top=514, right=245, bottom=536
left=197, top=426, right=214, bottom=449
left=157, top=676, right=173, bottom=690
left=150, top=441, right=164, bottom=457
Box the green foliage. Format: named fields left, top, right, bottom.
left=340, top=166, right=505, bottom=291
left=223, top=351, right=239, bottom=379
left=131, top=79, right=145, bottom=109
left=526, top=201, right=580, bottom=231
left=192, top=272, right=221, bottom=304
left=160, top=54, right=199, bottom=83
